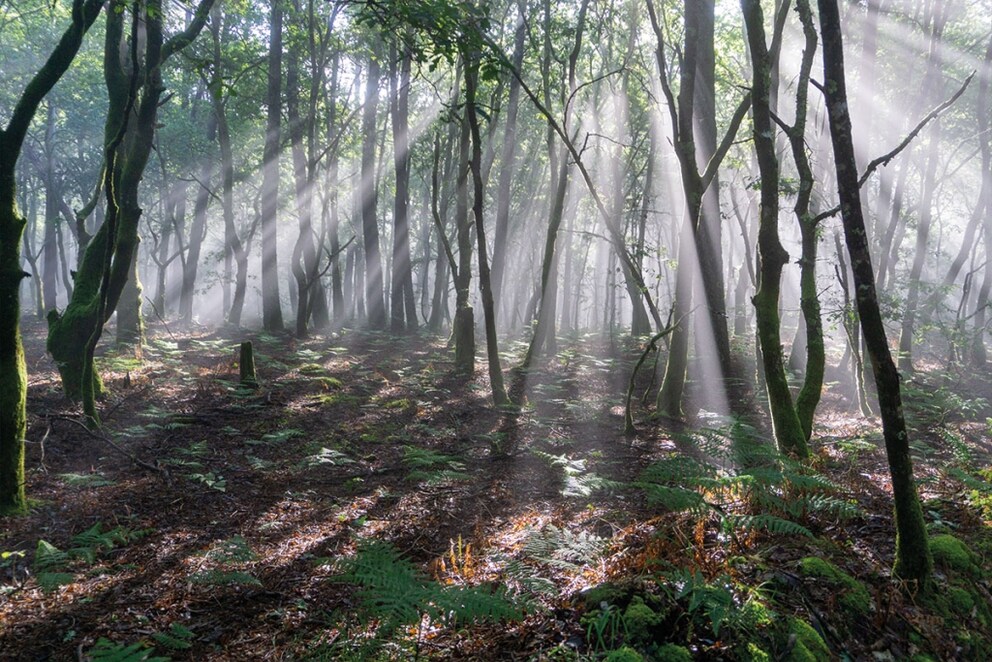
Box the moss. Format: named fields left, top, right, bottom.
left=654, top=643, right=692, bottom=662
left=298, top=362, right=326, bottom=375
left=947, top=586, right=975, bottom=615
left=317, top=377, right=343, bottom=390
left=799, top=557, right=872, bottom=616
left=930, top=534, right=979, bottom=576
left=786, top=618, right=830, bottom=662
left=623, top=597, right=661, bottom=644
left=745, top=642, right=771, bottom=662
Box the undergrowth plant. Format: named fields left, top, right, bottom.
left=33, top=523, right=146, bottom=592
left=331, top=540, right=521, bottom=657
left=638, top=421, right=860, bottom=543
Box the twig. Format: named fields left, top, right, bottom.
left=624, top=310, right=690, bottom=434
left=144, top=295, right=178, bottom=342
left=48, top=415, right=171, bottom=482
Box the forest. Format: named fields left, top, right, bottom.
left=2, top=0, right=992, bottom=659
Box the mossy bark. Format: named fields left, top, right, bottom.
left=0, top=206, right=29, bottom=513
left=239, top=341, right=258, bottom=389
left=817, top=0, right=933, bottom=588
left=742, top=0, right=809, bottom=458
left=0, top=0, right=104, bottom=511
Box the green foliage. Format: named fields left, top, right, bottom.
left=300, top=447, right=355, bottom=469
left=58, top=472, right=116, bottom=488
left=798, top=557, right=872, bottom=616
left=335, top=540, right=521, bottom=643
left=190, top=536, right=260, bottom=587
left=84, top=638, right=169, bottom=661
left=655, top=644, right=693, bottom=661
left=150, top=623, right=195, bottom=651
left=604, top=646, right=646, bottom=662
left=33, top=523, right=145, bottom=591
left=402, top=445, right=469, bottom=484
left=637, top=422, right=860, bottom=542
left=903, top=381, right=988, bottom=431
left=531, top=450, right=623, bottom=497
left=784, top=618, right=830, bottom=662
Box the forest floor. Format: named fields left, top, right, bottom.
left=3, top=320, right=992, bottom=661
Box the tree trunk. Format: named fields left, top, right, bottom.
left=260, top=0, right=284, bottom=332
left=360, top=47, right=386, bottom=329
left=390, top=46, right=416, bottom=333
left=741, top=0, right=808, bottom=458
left=818, top=0, right=933, bottom=588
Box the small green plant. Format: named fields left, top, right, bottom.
left=33, top=523, right=146, bottom=592
left=190, top=536, right=261, bottom=587
left=402, top=446, right=469, bottom=484
left=531, top=450, right=622, bottom=497
left=299, top=447, right=355, bottom=469
left=335, top=540, right=521, bottom=648
left=150, top=623, right=195, bottom=651
left=58, top=472, right=116, bottom=488
left=84, top=638, right=169, bottom=661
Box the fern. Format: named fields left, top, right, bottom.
left=59, top=472, right=115, bottom=488
left=150, top=624, right=195, bottom=651
left=336, top=541, right=521, bottom=641
left=402, top=446, right=468, bottom=484
left=722, top=514, right=812, bottom=538
left=190, top=570, right=262, bottom=587
left=84, top=638, right=169, bottom=662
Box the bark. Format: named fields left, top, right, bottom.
left=1, top=0, right=103, bottom=512
left=818, top=0, right=933, bottom=588
left=389, top=46, right=416, bottom=333
left=466, top=56, right=507, bottom=406
left=180, top=114, right=215, bottom=327
left=261, top=0, right=284, bottom=332
left=452, top=61, right=474, bottom=374
left=360, top=46, right=386, bottom=329
left=741, top=0, right=808, bottom=458
left=47, top=0, right=216, bottom=420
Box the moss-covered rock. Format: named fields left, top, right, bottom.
left=623, top=596, right=662, bottom=644
left=947, top=586, right=975, bottom=615
left=930, top=534, right=980, bottom=576
left=744, top=642, right=771, bottom=661
left=799, top=556, right=872, bottom=616
left=786, top=618, right=830, bottom=662
left=604, top=646, right=645, bottom=662
left=655, top=643, right=693, bottom=661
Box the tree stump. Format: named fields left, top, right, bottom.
left=239, top=341, right=259, bottom=389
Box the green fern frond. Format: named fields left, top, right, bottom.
left=723, top=514, right=813, bottom=537
left=85, top=638, right=169, bottom=661
left=150, top=624, right=195, bottom=651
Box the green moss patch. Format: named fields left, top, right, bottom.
left=799, top=556, right=872, bottom=617
left=786, top=618, right=830, bottom=662
left=655, top=643, right=692, bottom=661
left=930, top=534, right=980, bottom=577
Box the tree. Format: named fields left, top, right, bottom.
left=817, top=0, right=933, bottom=588
left=261, top=0, right=285, bottom=332
left=46, top=0, right=216, bottom=422
left=0, top=0, right=103, bottom=512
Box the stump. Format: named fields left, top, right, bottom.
left=239, top=341, right=259, bottom=389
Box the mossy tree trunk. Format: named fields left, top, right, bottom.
left=741, top=0, right=809, bottom=458
left=0, top=0, right=104, bottom=512
left=47, top=0, right=215, bottom=418
left=817, top=0, right=933, bottom=588
left=781, top=0, right=823, bottom=441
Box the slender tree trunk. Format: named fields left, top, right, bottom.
left=390, top=46, right=416, bottom=333
left=180, top=115, right=215, bottom=327
left=452, top=61, right=474, bottom=374
left=360, top=46, right=386, bottom=329
left=742, top=0, right=808, bottom=458
left=466, top=56, right=507, bottom=405
left=818, top=0, right=933, bottom=588
left=261, top=0, right=284, bottom=332
left=490, top=15, right=525, bottom=312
